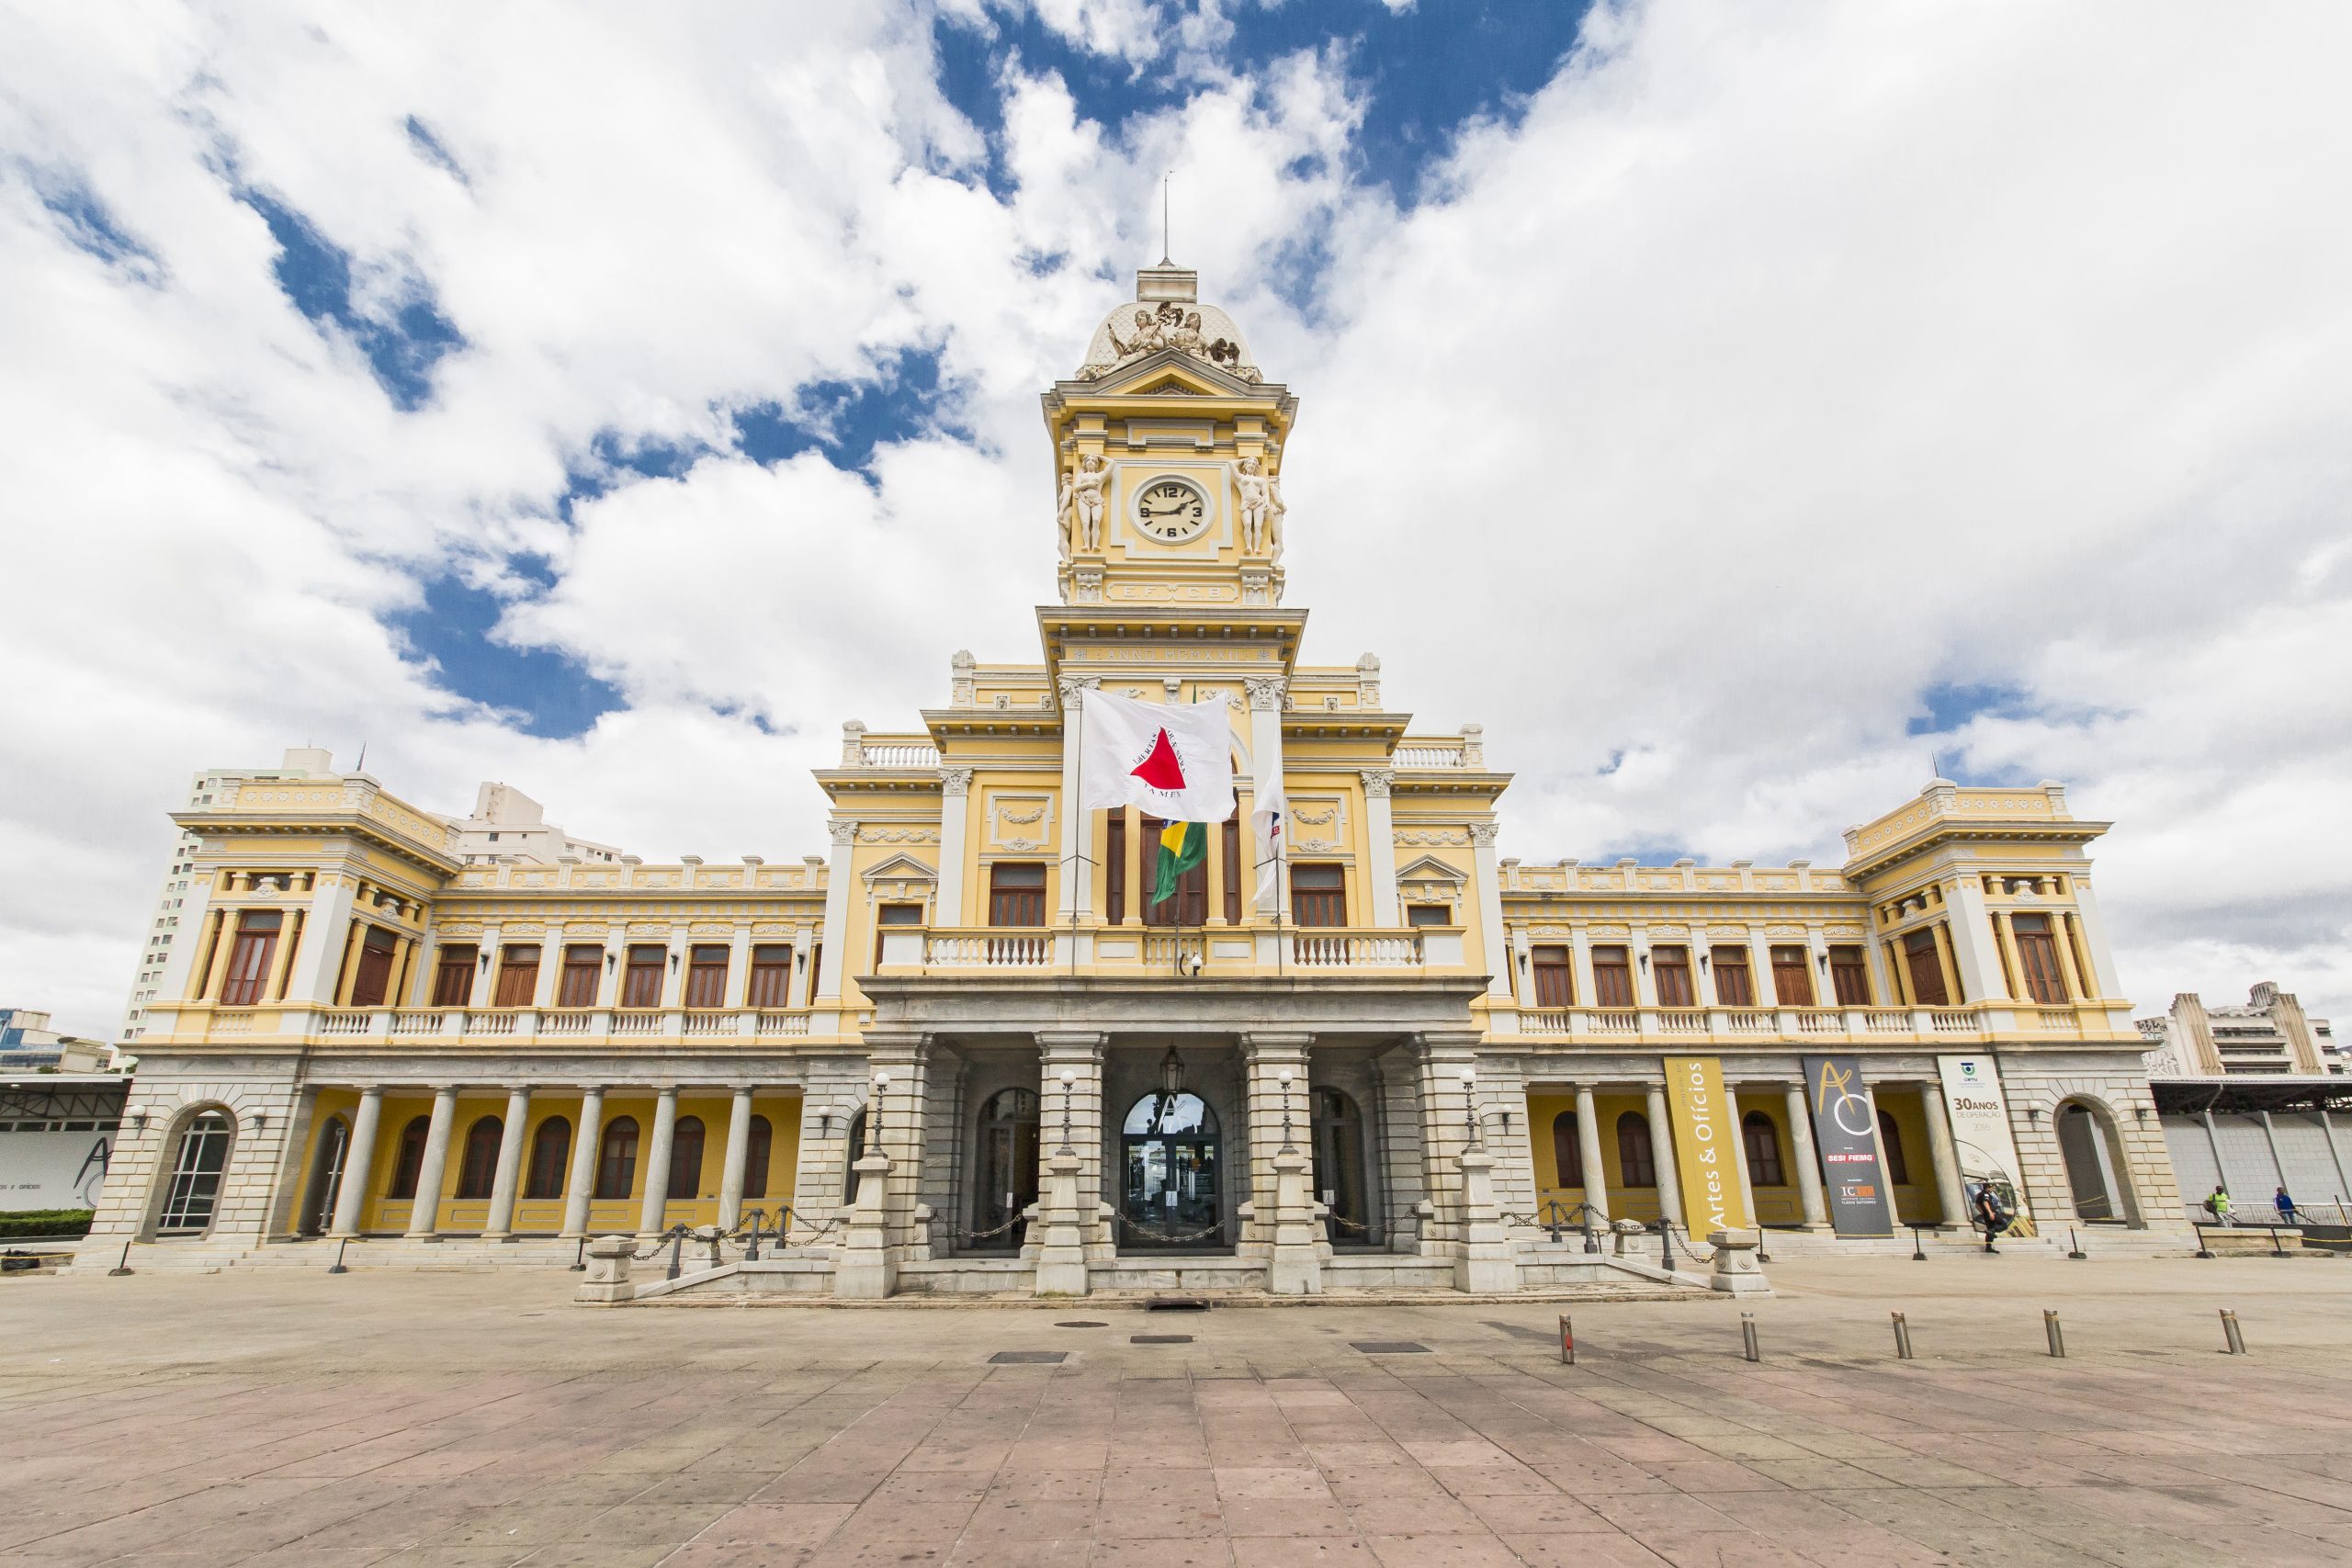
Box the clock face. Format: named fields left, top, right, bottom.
left=1134, top=476, right=1211, bottom=544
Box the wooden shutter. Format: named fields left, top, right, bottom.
left=1290, top=863, right=1346, bottom=928
left=220, top=912, right=282, bottom=1005
left=1105, top=811, right=1126, bottom=925
left=1222, top=818, right=1241, bottom=925
left=1902, top=930, right=1950, bottom=1006
left=1653, top=945, right=1694, bottom=1007
left=348, top=926, right=398, bottom=1008
left=668, top=1117, right=706, bottom=1199
left=1828, top=945, right=1871, bottom=1006
left=989, top=863, right=1046, bottom=927
left=684, top=946, right=729, bottom=1009
left=2011, top=915, right=2067, bottom=1004
left=622, top=946, right=664, bottom=1008
left=493, top=946, right=540, bottom=1007
left=1742, top=1113, right=1785, bottom=1186
left=748, top=946, right=793, bottom=1008
left=1530, top=945, right=1573, bottom=1008
left=1770, top=945, right=1815, bottom=1007
left=1551, top=1111, right=1583, bottom=1187
left=456, top=1117, right=503, bottom=1200
left=1591, top=946, right=1634, bottom=1008
left=1710, top=946, right=1753, bottom=1007
left=594, top=1118, right=639, bottom=1200
left=524, top=1117, right=571, bottom=1200
left=1616, top=1111, right=1656, bottom=1187
left=559, top=946, right=601, bottom=1007
left=431, top=943, right=477, bottom=1007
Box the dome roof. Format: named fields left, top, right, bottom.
left=1077, top=264, right=1259, bottom=383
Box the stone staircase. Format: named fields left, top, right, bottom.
left=65, top=1235, right=585, bottom=1275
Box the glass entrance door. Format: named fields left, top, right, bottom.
left=972, top=1089, right=1039, bottom=1251
left=1121, top=1092, right=1224, bottom=1250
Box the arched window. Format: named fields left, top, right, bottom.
left=1742, top=1111, right=1785, bottom=1188
left=158, top=1111, right=233, bottom=1234
left=669, top=1116, right=707, bottom=1200
left=1876, top=1108, right=1910, bottom=1185
left=743, top=1115, right=773, bottom=1201
left=456, top=1116, right=503, bottom=1200
left=387, top=1115, right=432, bottom=1200
left=842, top=1110, right=867, bottom=1203
left=1551, top=1111, right=1583, bottom=1188
left=1616, top=1111, right=1657, bottom=1189
left=524, top=1116, right=571, bottom=1201
left=594, top=1117, right=639, bottom=1200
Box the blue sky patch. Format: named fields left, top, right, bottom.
left=240, top=188, right=464, bottom=411
left=393, top=577, right=624, bottom=739
left=31, top=168, right=161, bottom=279
left=1906, top=681, right=2033, bottom=736
left=403, top=116, right=469, bottom=186
left=734, top=344, right=959, bottom=473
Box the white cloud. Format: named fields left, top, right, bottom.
left=3, top=0, right=2348, bottom=1041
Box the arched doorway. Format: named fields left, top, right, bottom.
left=1121, top=1091, right=1224, bottom=1250
left=158, top=1110, right=234, bottom=1235
left=301, top=1114, right=350, bottom=1235
left=971, top=1089, right=1039, bottom=1252
left=1311, top=1088, right=1372, bottom=1247
left=2056, top=1100, right=2136, bottom=1224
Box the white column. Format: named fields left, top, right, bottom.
left=1921, top=1081, right=1968, bottom=1226
left=329, top=1088, right=382, bottom=1237
left=1247, top=676, right=1287, bottom=916
left=1361, top=771, right=1399, bottom=927
left=1056, top=680, right=1090, bottom=920
left=286, top=874, right=359, bottom=1002
left=718, top=1088, right=755, bottom=1229
left=817, top=821, right=855, bottom=1001
left=1467, top=823, right=1510, bottom=999
left=1633, top=925, right=1660, bottom=1008
left=2068, top=877, right=2126, bottom=998
left=1943, top=877, right=2007, bottom=1002
left=404, top=1089, right=458, bottom=1238
left=1570, top=930, right=1597, bottom=1012
left=1748, top=933, right=1776, bottom=1008
left=1574, top=1085, right=1609, bottom=1224
left=1645, top=1082, right=1684, bottom=1228
left=1725, top=1085, right=1758, bottom=1226
left=532, top=923, right=565, bottom=1008
left=935, top=767, right=973, bottom=927
left=639, top=1088, right=679, bottom=1235
left=1784, top=1082, right=1830, bottom=1229
left=483, top=1087, right=533, bottom=1239
left=561, top=1089, right=604, bottom=1237
left=724, top=927, right=752, bottom=1010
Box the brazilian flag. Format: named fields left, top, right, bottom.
left=1153, top=819, right=1207, bottom=904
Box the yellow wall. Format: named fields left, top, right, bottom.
left=1524, top=1091, right=1667, bottom=1223
left=1876, top=1087, right=1945, bottom=1224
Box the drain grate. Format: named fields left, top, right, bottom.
left=1351, top=1341, right=1431, bottom=1355
left=1146, top=1297, right=1210, bottom=1312
left=1056, top=1321, right=1108, bottom=1328
left=1131, top=1334, right=1193, bottom=1345
left=989, top=1350, right=1069, bottom=1364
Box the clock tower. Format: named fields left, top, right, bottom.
left=1042, top=263, right=1299, bottom=610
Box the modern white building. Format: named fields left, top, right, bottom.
left=2138, top=984, right=2339, bottom=1078
left=443, top=781, right=628, bottom=869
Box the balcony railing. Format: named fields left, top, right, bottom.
left=884, top=924, right=1461, bottom=976
left=175, top=1005, right=818, bottom=1045
left=1508, top=1003, right=2083, bottom=1044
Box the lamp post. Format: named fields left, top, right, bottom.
left=1278, top=1067, right=1295, bottom=1153
left=1461, top=1066, right=1479, bottom=1148
left=1058, top=1067, right=1076, bottom=1156
left=868, top=1070, right=888, bottom=1156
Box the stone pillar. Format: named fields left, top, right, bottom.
left=1412, top=1033, right=1483, bottom=1252
left=1467, top=824, right=1510, bottom=999
left=1033, top=1147, right=1091, bottom=1297
left=561, top=1089, right=604, bottom=1237
left=1036, top=1032, right=1107, bottom=1251
left=1645, top=1082, right=1684, bottom=1229
left=1920, top=1081, right=1968, bottom=1226
left=718, top=1088, right=755, bottom=1230
left=639, top=1088, right=679, bottom=1236
left=866, top=1035, right=933, bottom=1262
left=482, top=1087, right=533, bottom=1240
left=1575, top=1085, right=1609, bottom=1227
left=1267, top=1138, right=1324, bottom=1294
left=1055, top=680, right=1091, bottom=920
left=834, top=1087, right=897, bottom=1299
left=1240, top=1032, right=1314, bottom=1253
left=577, top=1235, right=635, bottom=1305
left=1783, top=1081, right=1830, bottom=1230
left=328, top=1087, right=383, bottom=1238
left=404, top=1089, right=458, bottom=1239
left=1944, top=877, right=2007, bottom=1002
left=1361, top=771, right=1399, bottom=927
left=288, top=874, right=359, bottom=1002
left=1453, top=1138, right=1518, bottom=1293
left=1724, top=1085, right=1758, bottom=1225
left=816, top=821, right=855, bottom=1001
left=935, top=767, right=973, bottom=927
left=1246, top=676, right=1287, bottom=916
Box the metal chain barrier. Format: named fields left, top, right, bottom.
left=1660, top=1221, right=1717, bottom=1262
left=1118, top=1217, right=1228, bottom=1246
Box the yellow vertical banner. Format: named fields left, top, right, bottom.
left=1664, top=1055, right=1751, bottom=1234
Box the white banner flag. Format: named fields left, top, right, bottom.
left=1077, top=689, right=1236, bottom=824
left=1250, top=778, right=1286, bottom=911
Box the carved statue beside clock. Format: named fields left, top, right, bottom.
left=1060, top=455, right=1285, bottom=561
left=1235, top=457, right=1284, bottom=557
left=1056, top=454, right=1107, bottom=558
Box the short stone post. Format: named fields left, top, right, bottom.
left=831, top=1147, right=896, bottom=1299
left=1453, top=1147, right=1520, bottom=1292
left=1708, top=1228, right=1769, bottom=1295
left=575, top=1235, right=636, bottom=1306
left=1268, top=1145, right=1324, bottom=1295
left=1611, top=1217, right=1645, bottom=1257
left=1033, top=1151, right=1091, bottom=1296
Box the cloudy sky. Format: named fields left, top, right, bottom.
left=4, top=1, right=2348, bottom=1039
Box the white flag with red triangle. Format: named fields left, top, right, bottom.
left=1076, top=689, right=1236, bottom=824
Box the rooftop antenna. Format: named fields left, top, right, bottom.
left=1161, top=172, right=1170, bottom=264
left=355, top=741, right=368, bottom=773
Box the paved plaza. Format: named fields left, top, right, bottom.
left=5, top=1256, right=2352, bottom=1566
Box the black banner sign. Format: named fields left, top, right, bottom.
left=1803, top=1055, right=1894, bottom=1236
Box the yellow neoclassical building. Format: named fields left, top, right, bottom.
left=83, top=262, right=2186, bottom=1293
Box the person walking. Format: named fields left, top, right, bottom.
left=1971, top=1180, right=2008, bottom=1254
